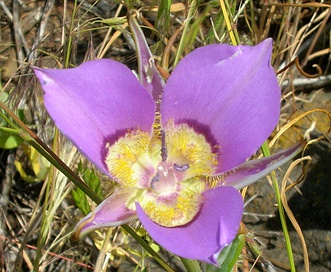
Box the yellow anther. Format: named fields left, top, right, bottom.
left=105, top=123, right=219, bottom=226
left=105, top=130, right=160, bottom=187
left=139, top=177, right=206, bottom=227
left=165, top=124, right=218, bottom=179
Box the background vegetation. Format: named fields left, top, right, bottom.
left=0, top=0, right=330, bottom=271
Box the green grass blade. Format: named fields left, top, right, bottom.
left=261, top=142, right=296, bottom=272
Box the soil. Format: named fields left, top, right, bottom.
left=244, top=90, right=331, bottom=271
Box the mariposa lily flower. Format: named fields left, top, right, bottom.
left=33, top=15, right=302, bottom=265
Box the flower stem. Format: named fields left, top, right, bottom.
left=180, top=258, right=202, bottom=272
left=122, top=225, right=175, bottom=272
left=261, top=143, right=296, bottom=272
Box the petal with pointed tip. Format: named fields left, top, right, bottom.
left=162, top=39, right=280, bottom=172
left=33, top=60, right=155, bottom=174
left=74, top=188, right=138, bottom=239
left=128, top=13, right=164, bottom=102
left=218, top=142, right=304, bottom=190
left=136, top=186, right=243, bottom=264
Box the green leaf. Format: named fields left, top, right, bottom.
left=0, top=130, right=23, bottom=149
left=0, top=92, right=25, bottom=149
left=205, top=233, right=245, bottom=272
left=0, top=92, right=8, bottom=102
left=72, top=161, right=103, bottom=215
left=14, top=144, right=50, bottom=182
left=156, top=0, right=171, bottom=32
left=72, top=185, right=91, bottom=215
left=94, top=16, right=127, bottom=26
left=181, top=258, right=202, bottom=272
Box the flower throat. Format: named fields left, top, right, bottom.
left=105, top=117, right=219, bottom=226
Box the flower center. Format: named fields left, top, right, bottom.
left=105, top=124, right=218, bottom=226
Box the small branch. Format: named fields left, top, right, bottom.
left=281, top=75, right=331, bottom=92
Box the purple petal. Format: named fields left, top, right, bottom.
left=33, top=60, right=155, bottom=174
left=213, top=142, right=304, bottom=189
left=128, top=13, right=164, bottom=102
left=136, top=186, right=243, bottom=264
left=161, top=39, right=280, bottom=172
left=74, top=188, right=137, bottom=239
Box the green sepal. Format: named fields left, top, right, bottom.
left=205, top=233, right=245, bottom=272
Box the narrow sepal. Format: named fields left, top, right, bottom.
left=128, top=12, right=164, bottom=102
left=73, top=188, right=138, bottom=240
left=214, top=142, right=304, bottom=190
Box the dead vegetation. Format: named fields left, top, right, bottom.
left=0, top=0, right=331, bottom=271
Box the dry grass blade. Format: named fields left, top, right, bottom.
left=29, top=0, right=56, bottom=62
left=270, top=108, right=331, bottom=147
left=0, top=235, right=94, bottom=270
left=281, top=156, right=312, bottom=272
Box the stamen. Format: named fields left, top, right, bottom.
left=205, top=169, right=235, bottom=188
left=139, top=177, right=206, bottom=227
left=174, top=163, right=189, bottom=171
left=161, top=129, right=168, bottom=162
left=150, top=171, right=161, bottom=189
left=152, top=108, right=162, bottom=138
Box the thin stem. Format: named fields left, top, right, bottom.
left=219, top=0, right=237, bottom=45
left=261, top=143, right=296, bottom=272
left=174, top=0, right=199, bottom=66
left=121, top=225, right=175, bottom=272
left=64, top=0, right=78, bottom=68
left=94, top=228, right=114, bottom=271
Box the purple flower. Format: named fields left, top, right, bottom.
left=33, top=17, right=302, bottom=265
